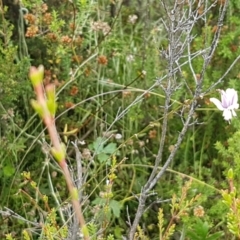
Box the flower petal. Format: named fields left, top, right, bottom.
left=220, top=90, right=228, bottom=108
left=226, top=88, right=238, bottom=106
left=210, top=98, right=224, bottom=111
left=223, top=109, right=232, bottom=121
left=232, top=90, right=238, bottom=106
left=228, top=103, right=239, bottom=110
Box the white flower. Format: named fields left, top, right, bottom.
left=128, top=14, right=138, bottom=24
left=115, top=133, right=122, bottom=140
left=210, top=88, right=239, bottom=121
left=126, top=54, right=134, bottom=62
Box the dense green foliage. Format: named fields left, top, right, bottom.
left=1, top=0, right=240, bottom=239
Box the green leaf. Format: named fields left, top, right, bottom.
left=91, top=137, right=105, bottom=154
left=92, top=197, right=106, bottom=206
left=187, top=219, right=210, bottom=240
left=109, top=200, right=121, bottom=218
left=186, top=231, right=200, bottom=240
left=107, top=234, right=114, bottom=240
left=98, top=152, right=109, bottom=163
left=103, top=143, right=117, bottom=154
left=206, top=232, right=224, bottom=240
left=114, top=226, right=124, bottom=239
left=3, top=164, right=15, bottom=177
left=194, top=219, right=209, bottom=238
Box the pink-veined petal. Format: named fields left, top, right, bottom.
left=210, top=98, right=224, bottom=111
left=225, top=89, right=238, bottom=106
left=220, top=90, right=229, bottom=108
left=231, top=89, right=238, bottom=106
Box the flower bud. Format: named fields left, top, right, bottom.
left=29, top=65, right=44, bottom=86
left=227, top=168, right=234, bottom=180
left=31, top=99, right=44, bottom=117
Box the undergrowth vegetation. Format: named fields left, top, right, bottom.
left=1, top=0, right=240, bottom=239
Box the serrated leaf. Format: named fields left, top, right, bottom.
left=109, top=200, right=121, bottom=218
left=92, top=137, right=105, bottom=153
left=193, top=219, right=209, bottom=237
left=98, top=152, right=109, bottom=163
left=103, top=143, right=117, bottom=154
left=92, top=197, right=106, bottom=206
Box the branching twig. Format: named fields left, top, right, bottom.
left=128, top=0, right=229, bottom=238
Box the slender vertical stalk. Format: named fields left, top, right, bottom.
left=29, top=66, right=89, bottom=240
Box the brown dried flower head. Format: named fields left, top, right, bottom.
left=24, top=14, right=36, bottom=25
left=61, top=36, right=72, bottom=44
left=41, top=3, right=48, bottom=13
left=97, top=55, right=108, bottom=65
left=149, top=129, right=157, bottom=139
left=43, top=13, right=52, bottom=25
left=46, top=33, right=58, bottom=41
left=25, top=25, right=39, bottom=37
left=70, top=86, right=79, bottom=96
left=65, top=102, right=75, bottom=109
left=194, top=205, right=205, bottom=217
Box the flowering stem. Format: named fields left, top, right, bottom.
left=29, top=66, right=89, bottom=239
